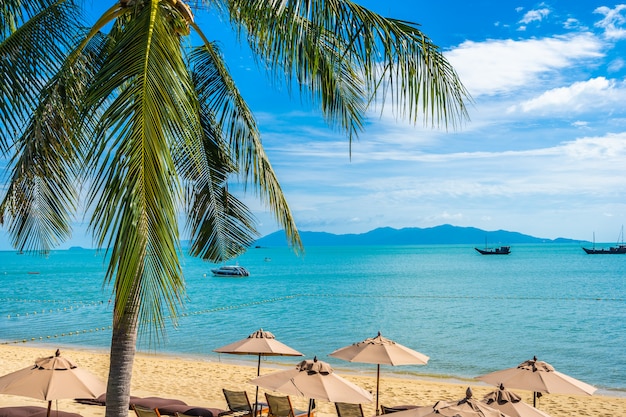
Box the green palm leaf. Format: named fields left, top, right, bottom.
left=0, top=0, right=79, bottom=151
left=84, top=1, right=195, bottom=334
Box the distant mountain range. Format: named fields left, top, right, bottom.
left=254, top=224, right=581, bottom=246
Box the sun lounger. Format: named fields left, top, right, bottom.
left=0, top=407, right=82, bottom=417
left=264, top=393, right=312, bottom=417
left=380, top=405, right=419, bottom=414
left=334, top=402, right=363, bottom=417
left=76, top=394, right=222, bottom=417
left=133, top=405, right=163, bottom=417
left=221, top=389, right=268, bottom=417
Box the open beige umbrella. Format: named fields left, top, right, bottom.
left=214, top=329, right=303, bottom=415
left=482, top=384, right=552, bottom=417
left=329, top=332, right=429, bottom=415
left=476, top=356, right=596, bottom=407
left=0, top=349, right=106, bottom=417
left=250, top=357, right=372, bottom=416
left=390, top=388, right=508, bottom=417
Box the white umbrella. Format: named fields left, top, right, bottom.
left=250, top=357, right=372, bottom=416
left=215, top=329, right=303, bottom=415
left=0, top=349, right=106, bottom=417
left=329, top=332, right=429, bottom=414
left=482, top=384, right=553, bottom=417
left=477, top=356, right=596, bottom=407
left=390, top=388, right=508, bottom=417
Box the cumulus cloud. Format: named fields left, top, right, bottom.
left=594, top=4, right=626, bottom=39
left=512, top=77, right=626, bottom=114
left=445, top=34, right=604, bottom=96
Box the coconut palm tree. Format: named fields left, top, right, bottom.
left=0, top=1, right=470, bottom=417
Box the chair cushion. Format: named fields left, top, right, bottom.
left=0, top=407, right=82, bottom=417
left=181, top=408, right=217, bottom=417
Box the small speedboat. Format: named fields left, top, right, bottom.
left=211, top=265, right=250, bottom=277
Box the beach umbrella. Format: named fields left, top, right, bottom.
left=390, top=388, right=509, bottom=417
left=476, top=356, right=596, bottom=407
left=482, top=384, right=552, bottom=417
left=329, top=332, right=429, bottom=415
left=214, top=329, right=303, bottom=415
left=250, top=357, right=372, bottom=416
left=0, top=349, right=106, bottom=417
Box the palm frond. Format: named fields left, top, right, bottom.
left=0, top=0, right=80, bottom=151
left=0, top=24, right=105, bottom=254
left=226, top=0, right=470, bottom=142
left=84, top=1, right=197, bottom=337
left=177, top=66, right=259, bottom=261
left=187, top=42, right=302, bottom=251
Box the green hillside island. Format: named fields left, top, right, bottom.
left=254, top=224, right=580, bottom=246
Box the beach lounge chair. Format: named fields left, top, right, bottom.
left=334, top=402, right=363, bottom=417
left=380, top=406, right=400, bottom=414
left=0, top=406, right=82, bottom=417
left=133, top=405, right=163, bottom=417
left=264, top=393, right=312, bottom=417
left=222, top=389, right=268, bottom=417
left=380, top=405, right=419, bottom=414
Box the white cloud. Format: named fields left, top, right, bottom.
left=445, top=34, right=604, bottom=96
left=608, top=58, right=626, bottom=73
left=594, top=5, right=626, bottom=39
left=519, top=7, right=550, bottom=24
left=511, top=77, right=626, bottom=114
left=563, top=18, right=582, bottom=30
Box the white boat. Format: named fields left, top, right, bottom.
left=211, top=265, right=250, bottom=277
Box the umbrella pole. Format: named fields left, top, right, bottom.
left=47, top=400, right=51, bottom=417
left=533, top=391, right=536, bottom=407
left=375, top=364, right=381, bottom=415
left=254, top=354, right=262, bottom=417
left=307, top=398, right=313, bottom=417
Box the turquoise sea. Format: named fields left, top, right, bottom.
left=0, top=243, right=624, bottom=396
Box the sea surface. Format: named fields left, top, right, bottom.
left=0, top=243, right=624, bottom=396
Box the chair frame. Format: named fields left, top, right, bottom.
left=222, top=389, right=268, bottom=417
left=264, top=393, right=312, bottom=417
left=334, top=402, right=364, bottom=417
left=132, top=404, right=163, bottom=417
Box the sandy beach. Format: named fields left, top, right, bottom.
left=0, top=345, right=623, bottom=417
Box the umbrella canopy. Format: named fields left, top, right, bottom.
left=215, top=329, right=303, bottom=415
left=214, top=329, right=303, bottom=358
left=0, top=350, right=106, bottom=417
left=482, top=385, right=552, bottom=417
left=390, top=388, right=508, bottom=417
left=476, top=356, right=596, bottom=406
left=250, top=357, right=373, bottom=404
left=329, top=332, right=429, bottom=414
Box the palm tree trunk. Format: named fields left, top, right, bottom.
left=105, top=296, right=139, bottom=417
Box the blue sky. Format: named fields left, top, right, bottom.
left=225, top=1, right=626, bottom=243
left=4, top=1, right=626, bottom=249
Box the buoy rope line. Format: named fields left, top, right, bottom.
left=2, top=293, right=621, bottom=345
left=2, top=300, right=107, bottom=319
left=3, top=292, right=621, bottom=321
left=0, top=296, right=298, bottom=345
left=1, top=327, right=114, bottom=345
left=0, top=298, right=100, bottom=304
left=297, top=293, right=626, bottom=302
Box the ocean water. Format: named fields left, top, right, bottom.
left=0, top=243, right=624, bottom=396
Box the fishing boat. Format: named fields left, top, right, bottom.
left=582, top=228, right=626, bottom=254
left=475, top=237, right=510, bottom=255
left=474, top=246, right=510, bottom=255
left=211, top=265, right=250, bottom=277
